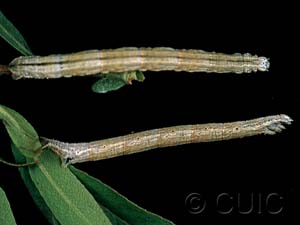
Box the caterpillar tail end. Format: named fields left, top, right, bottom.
left=258, top=57, right=270, bottom=71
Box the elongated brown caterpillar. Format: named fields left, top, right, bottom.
left=42, top=114, right=291, bottom=166
left=9, top=47, right=269, bottom=79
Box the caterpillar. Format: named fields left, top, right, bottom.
left=8, top=47, right=270, bottom=79
left=42, top=114, right=291, bottom=166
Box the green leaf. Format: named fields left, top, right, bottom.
left=12, top=144, right=60, bottom=225
left=13, top=145, right=130, bottom=225
left=0, top=10, right=32, bottom=55
left=27, top=147, right=112, bottom=225
left=0, top=104, right=110, bottom=225
left=0, top=104, right=41, bottom=158
left=0, top=187, right=17, bottom=225
left=92, top=76, right=126, bottom=93
left=100, top=206, right=130, bottom=225
left=92, top=71, right=145, bottom=93
left=70, top=166, right=175, bottom=225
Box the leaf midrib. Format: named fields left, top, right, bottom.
left=0, top=22, right=31, bottom=56
left=37, top=163, right=95, bottom=225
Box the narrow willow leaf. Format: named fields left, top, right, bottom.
left=13, top=144, right=130, bottom=225
left=70, top=166, right=175, bottom=225
left=0, top=10, right=32, bottom=55
left=92, top=76, right=126, bottom=93
left=101, top=206, right=130, bottom=225
left=28, top=147, right=112, bottom=225
left=11, top=144, right=60, bottom=225
left=0, top=104, right=41, bottom=158
left=0, top=187, right=17, bottom=225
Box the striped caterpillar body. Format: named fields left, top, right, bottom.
left=43, top=114, right=291, bottom=166
left=9, top=47, right=270, bottom=79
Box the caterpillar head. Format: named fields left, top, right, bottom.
left=258, top=57, right=270, bottom=71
